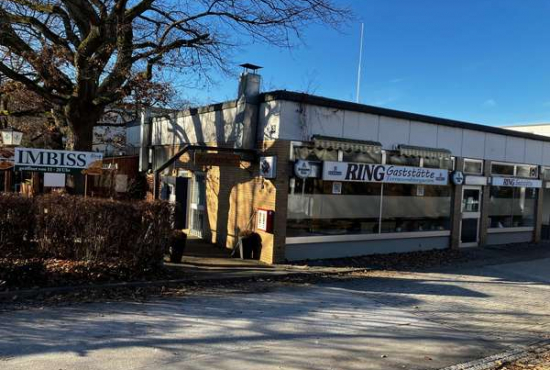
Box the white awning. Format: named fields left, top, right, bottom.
left=312, top=135, right=382, bottom=153
left=398, top=144, right=451, bottom=159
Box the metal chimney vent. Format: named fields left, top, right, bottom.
left=239, top=63, right=262, bottom=74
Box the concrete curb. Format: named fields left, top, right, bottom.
left=438, top=340, right=550, bottom=370
left=0, top=267, right=363, bottom=302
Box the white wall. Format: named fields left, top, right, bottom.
left=505, top=124, right=550, bottom=136
left=264, top=100, right=550, bottom=166
left=152, top=105, right=238, bottom=146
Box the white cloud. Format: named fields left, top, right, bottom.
left=483, top=99, right=497, bottom=107
left=389, top=78, right=404, bottom=84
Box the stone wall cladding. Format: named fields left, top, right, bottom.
left=171, top=140, right=290, bottom=264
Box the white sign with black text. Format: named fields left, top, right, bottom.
left=14, top=147, right=103, bottom=174
left=322, top=161, right=448, bottom=185
left=491, top=177, right=542, bottom=188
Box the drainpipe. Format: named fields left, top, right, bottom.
left=139, top=108, right=152, bottom=172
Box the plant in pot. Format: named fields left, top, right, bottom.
left=169, top=230, right=187, bottom=263
left=239, top=230, right=262, bottom=260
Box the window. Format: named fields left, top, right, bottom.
left=286, top=178, right=382, bottom=237
left=464, top=159, right=483, bottom=175
left=423, top=157, right=453, bottom=170
left=293, top=146, right=337, bottom=161
left=342, top=150, right=382, bottom=164
left=516, top=165, right=538, bottom=178
left=287, top=179, right=452, bottom=237
left=386, top=152, right=420, bottom=167
left=489, top=187, right=537, bottom=228
left=380, top=184, right=451, bottom=233
left=492, top=163, right=514, bottom=176
left=287, top=148, right=454, bottom=238
left=491, top=162, right=538, bottom=178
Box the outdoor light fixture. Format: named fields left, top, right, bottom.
left=0, top=127, right=23, bottom=146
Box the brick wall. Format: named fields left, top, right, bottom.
left=169, top=140, right=291, bottom=264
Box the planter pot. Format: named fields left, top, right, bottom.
left=240, top=232, right=262, bottom=260
left=169, top=232, right=187, bottom=263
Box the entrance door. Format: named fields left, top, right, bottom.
left=189, top=173, right=206, bottom=238
left=460, top=185, right=482, bottom=247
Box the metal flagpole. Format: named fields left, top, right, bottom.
left=355, top=22, right=365, bottom=103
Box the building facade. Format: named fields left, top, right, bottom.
left=149, top=73, right=550, bottom=264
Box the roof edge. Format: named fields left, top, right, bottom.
left=260, top=90, right=550, bottom=144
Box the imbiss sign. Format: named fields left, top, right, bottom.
left=322, top=161, right=448, bottom=185
left=15, top=148, right=103, bottom=174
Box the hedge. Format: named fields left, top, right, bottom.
left=0, top=194, right=173, bottom=268
left=0, top=194, right=34, bottom=257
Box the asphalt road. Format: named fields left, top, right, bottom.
left=1, top=249, right=549, bottom=370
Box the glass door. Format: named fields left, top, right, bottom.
left=460, top=186, right=482, bottom=247
left=189, top=173, right=206, bottom=238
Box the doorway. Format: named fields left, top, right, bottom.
left=189, top=173, right=207, bottom=238
left=460, top=185, right=482, bottom=247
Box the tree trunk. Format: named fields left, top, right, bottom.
left=65, top=103, right=104, bottom=194
left=66, top=103, right=103, bottom=151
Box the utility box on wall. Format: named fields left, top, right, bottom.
left=256, top=208, right=275, bottom=233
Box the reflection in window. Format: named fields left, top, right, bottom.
left=491, top=163, right=514, bottom=176
left=489, top=187, right=537, bottom=228
left=464, top=159, right=483, bottom=175
left=286, top=178, right=382, bottom=237
left=423, top=157, right=453, bottom=170
left=286, top=179, right=452, bottom=237
left=342, top=150, right=382, bottom=164
left=293, top=146, right=337, bottom=161
left=387, top=153, right=420, bottom=167
left=516, top=165, right=538, bottom=178
left=380, top=184, right=451, bottom=233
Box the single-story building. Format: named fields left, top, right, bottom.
left=143, top=68, right=550, bottom=264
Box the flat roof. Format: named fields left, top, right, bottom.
left=261, top=90, right=550, bottom=144
left=501, top=123, right=550, bottom=128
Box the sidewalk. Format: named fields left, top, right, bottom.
left=1, top=248, right=549, bottom=370
left=1, top=241, right=548, bottom=302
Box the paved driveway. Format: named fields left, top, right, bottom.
left=1, top=252, right=549, bottom=370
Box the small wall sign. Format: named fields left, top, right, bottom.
left=491, top=177, right=542, bottom=188
left=465, top=176, right=488, bottom=186
left=256, top=208, right=274, bottom=233
left=294, top=160, right=312, bottom=179
left=451, top=171, right=464, bottom=185
left=332, top=182, right=342, bottom=194
left=259, top=156, right=277, bottom=179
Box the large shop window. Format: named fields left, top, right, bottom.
left=488, top=187, right=537, bottom=228
left=287, top=178, right=382, bottom=237
left=287, top=180, right=452, bottom=237
left=381, top=184, right=451, bottom=233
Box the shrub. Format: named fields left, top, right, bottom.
left=0, top=193, right=173, bottom=269
left=0, top=194, right=35, bottom=257
left=34, top=194, right=173, bottom=268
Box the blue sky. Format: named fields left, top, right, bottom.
left=184, top=0, right=550, bottom=127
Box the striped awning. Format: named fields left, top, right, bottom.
left=398, top=144, right=451, bottom=159
left=312, top=135, right=382, bottom=154
left=0, top=148, right=14, bottom=159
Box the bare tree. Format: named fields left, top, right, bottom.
left=0, top=0, right=348, bottom=151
